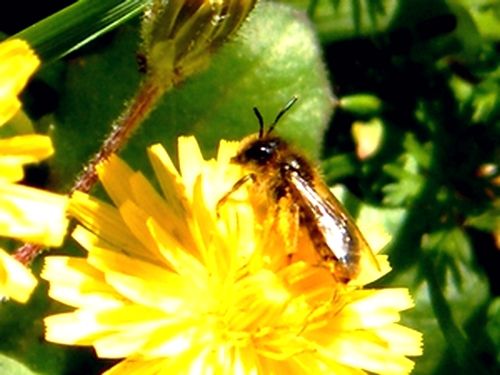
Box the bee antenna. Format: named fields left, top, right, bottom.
left=267, top=96, right=298, bottom=135
left=253, top=107, right=265, bottom=138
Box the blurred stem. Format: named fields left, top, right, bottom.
left=12, top=0, right=147, bottom=63
left=14, top=77, right=167, bottom=264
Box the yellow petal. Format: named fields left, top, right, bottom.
left=351, top=254, right=392, bottom=287
left=291, top=351, right=363, bottom=375
left=328, top=330, right=416, bottom=375
left=336, top=289, right=415, bottom=329
left=94, top=329, right=155, bottom=358
left=104, top=357, right=167, bottom=375
left=0, top=135, right=53, bottom=165
left=0, top=135, right=53, bottom=182
left=45, top=311, right=112, bottom=345
left=147, top=143, right=189, bottom=219
left=86, top=248, right=194, bottom=313
left=117, top=200, right=166, bottom=262
left=148, top=217, right=207, bottom=279
left=216, top=139, right=241, bottom=164
left=92, top=306, right=178, bottom=358
left=107, top=274, right=189, bottom=314
left=0, top=181, right=68, bottom=246
left=0, top=39, right=39, bottom=125
left=0, top=247, right=37, bottom=302
left=70, top=193, right=148, bottom=258
left=96, top=153, right=136, bottom=206
left=0, top=161, right=24, bottom=182
left=373, top=323, right=423, bottom=356
left=41, top=256, right=121, bottom=309
left=177, top=136, right=205, bottom=195
left=128, top=171, right=179, bottom=229
left=95, top=314, right=207, bottom=359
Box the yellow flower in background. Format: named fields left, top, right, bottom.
left=0, top=247, right=37, bottom=303
left=0, top=38, right=69, bottom=303
left=0, top=39, right=39, bottom=125
left=42, top=136, right=422, bottom=374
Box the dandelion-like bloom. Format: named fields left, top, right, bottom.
left=42, top=136, right=422, bottom=374
left=0, top=39, right=69, bottom=302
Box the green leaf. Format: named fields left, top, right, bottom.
left=455, top=0, right=500, bottom=40
left=0, top=354, right=35, bottom=375
left=13, top=0, right=147, bottom=63
left=137, top=2, right=333, bottom=160
left=382, top=155, right=424, bottom=206
left=466, top=208, right=500, bottom=233
left=322, top=153, right=359, bottom=181
left=486, top=297, right=500, bottom=364
left=388, top=242, right=491, bottom=374
left=0, top=268, right=70, bottom=375
left=381, top=133, right=435, bottom=206
left=50, top=2, right=333, bottom=188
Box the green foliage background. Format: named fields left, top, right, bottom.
left=1, top=0, right=499, bottom=374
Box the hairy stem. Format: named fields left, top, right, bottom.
left=14, top=78, right=167, bottom=264
left=71, top=80, right=163, bottom=193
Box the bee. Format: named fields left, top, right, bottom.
left=219, top=97, right=379, bottom=282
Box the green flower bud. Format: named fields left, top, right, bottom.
left=337, top=93, right=383, bottom=117
left=141, top=0, right=257, bottom=86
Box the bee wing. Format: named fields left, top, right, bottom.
left=287, top=171, right=380, bottom=274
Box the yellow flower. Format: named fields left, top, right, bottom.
left=0, top=39, right=39, bottom=125
left=42, top=136, right=422, bottom=374
left=0, top=38, right=69, bottom=302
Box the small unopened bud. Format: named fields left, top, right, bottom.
left=337, top=94, right=383, bottom=117
left=141, top=0, right=257, bottom=85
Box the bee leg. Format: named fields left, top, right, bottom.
left=216, top=173, right=256, bottom=217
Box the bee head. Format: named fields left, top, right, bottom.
left=232, top=137, right=283, bottom=166
left=232, top=97, right=298, bottom=167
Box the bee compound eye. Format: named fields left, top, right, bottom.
left=246, top=143, right=274, bottom=164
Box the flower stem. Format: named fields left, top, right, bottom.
left=14, top=77, right=167, bottom=264
left=71, top=79, right=164, bottom=193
